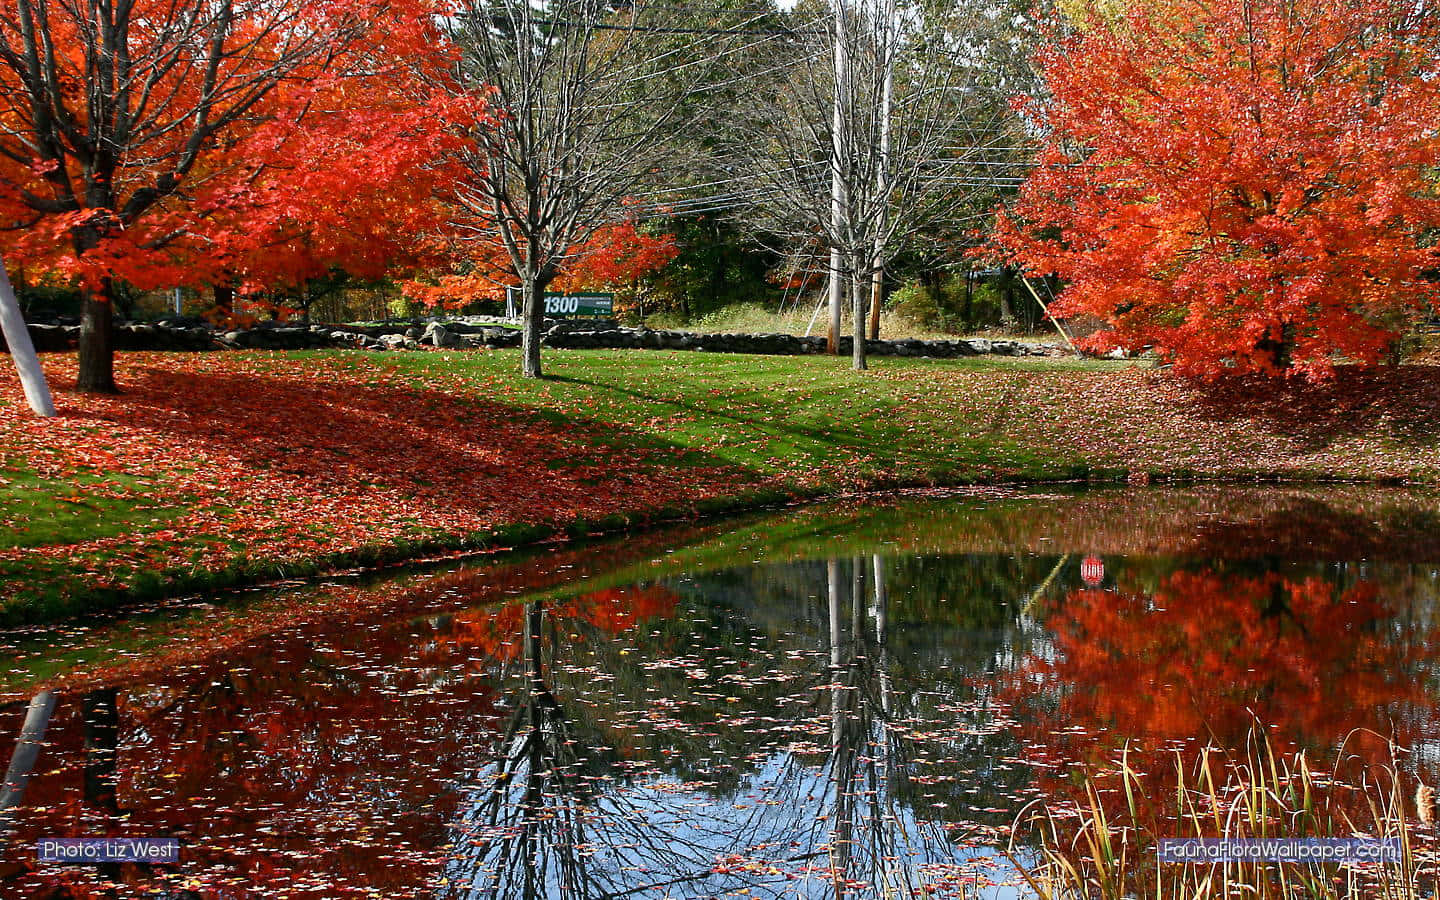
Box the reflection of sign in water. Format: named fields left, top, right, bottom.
left=1081, top=555, right=1105, bottom=586
left=505, top=289, right=614, bottom=318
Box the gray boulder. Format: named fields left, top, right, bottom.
left=423, top=323, right=462, bottom=348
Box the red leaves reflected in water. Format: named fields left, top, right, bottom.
left=0, top=632, right=510, bottom=897
left=1016, top=572, right=1439, bottom=752
left=432, top=585, right=680, bottom=661
left=0, top=578, right=686, bottom=895
left=1002, top=568, right=1440, bottom=824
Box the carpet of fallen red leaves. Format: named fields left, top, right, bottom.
left=0, top=354, right=762, bottom=608
left=901, top=362, right=1440, bottom=480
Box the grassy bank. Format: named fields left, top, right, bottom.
left=3, top=349, right=1439, bottom=622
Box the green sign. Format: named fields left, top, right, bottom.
left=545, top=293, right=613, bottom=316
left=506, top=289, right=614, bottom=317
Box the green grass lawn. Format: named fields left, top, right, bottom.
left=2, top=348, right=1437, bottom=621
left=0, top=469, right=168, bottom=550
left=376, top=349, right=1122, bottom=485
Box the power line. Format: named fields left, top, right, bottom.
left=455, top=8, right=823, bottom=36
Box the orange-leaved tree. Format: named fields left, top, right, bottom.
left=0, top=0, right=448, bottom=392
left=201, top=56, right=470, bottom=320
left=403, top=222, right=677, bottom=312
left=990, top=0, right=1440, bottom=377
left=551, top=222, right=678, bottom=295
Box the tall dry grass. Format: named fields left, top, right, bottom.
left=1009, top=732, right=1434, bottom=900
left=640, top=302, right=1046, bottom=342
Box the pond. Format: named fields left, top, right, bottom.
left=1, top=485, right=1438, bottom=898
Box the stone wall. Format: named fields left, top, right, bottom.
left=3, top=317, right=1069, bottom=359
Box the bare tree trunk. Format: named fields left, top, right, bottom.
left=77, top=283, right=117, bottom=394
left=851, top=266, right=867, bottom=371
left=1000, top=267, right=1016, bottom=328
left=828, top=249, right=844, bottom=354
left=868, top=269, right=882, bottom=340
left=963, top=269, right=974, bottom=328
left=521, top=275, right=546, bottom=379
left=0, top=257, right=55, bottom=416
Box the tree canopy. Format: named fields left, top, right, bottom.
left=0, top=0, right=448, bottom=389
left=991, top=0, right=1440, bottom=377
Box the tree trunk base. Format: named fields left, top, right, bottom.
left=520, top=277, right=548, bottom=379
left=76, top=292, right=118, bottom=394
left=852, top=272, right=868, bottom=371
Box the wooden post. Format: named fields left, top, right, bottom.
left=868, top=272, right=883, bottom=340
left=1021, top=276, right=1078, bottom=355
left=868, top=0, right=894, bottom=344
left=827, top=0, right=849, bottom=355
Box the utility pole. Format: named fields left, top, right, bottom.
left=868, top=0, right=895, bottom=342
left=828, top=0, right=849, bottom=355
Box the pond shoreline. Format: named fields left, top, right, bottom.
left=6, top=480, right=1437, bottom=703
left=7, top=467, right=1431, bottom=630
left=4, top=351, right=1439, bottom=624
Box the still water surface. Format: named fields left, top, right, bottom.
left=0, top=486, right=1438, bottom=898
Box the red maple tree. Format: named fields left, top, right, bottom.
left=0, top=0, right=451, bottom=391
left=990, top=0, right=1440, bottom=377
left=404, top=221, right=678, bottom=310
left=202, top=68, right=467, bottom=317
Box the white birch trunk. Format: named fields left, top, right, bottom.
left=0, top=690, right=57, bottom=813
left=0, top=258, right=56, bottom=417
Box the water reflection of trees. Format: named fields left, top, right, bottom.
left=0, top=629, right=512, bottom=896
left=1002, top=563, right=1440, bottom=828
left=446, top=600, right=608, bottom=898
left=5, top=492, right=1440, bottom=897
left=434, top=555, right=1040, bottom=897
left=813, top=556, right=946, bottom=895
left=681, top=553, right=1047, bottom=817
left=1013, top=568, right=1440, bottom=752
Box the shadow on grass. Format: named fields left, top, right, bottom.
left=1183, top=364, right=1440, bottom=452
left=71, top=366, right=758, bottom=523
